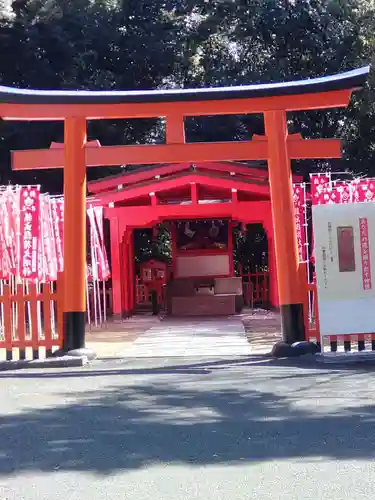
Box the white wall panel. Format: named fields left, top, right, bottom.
left=313, top=202, right=375, bottom=335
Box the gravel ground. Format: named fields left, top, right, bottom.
left=0, top=355, right=374, bottom=500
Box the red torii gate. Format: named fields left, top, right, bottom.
left=4, top=65, right=369, bottom=354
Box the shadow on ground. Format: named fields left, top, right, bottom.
left=0, top=356, right=375, bottom=476
left=1, top=354, right=375, bottom=379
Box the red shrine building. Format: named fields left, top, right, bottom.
left=89, top=161, right=303, bottom=318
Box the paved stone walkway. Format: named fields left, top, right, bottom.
left=118, top=317, right=251, bottom=357
left=241, top=309, right=282, bottom=354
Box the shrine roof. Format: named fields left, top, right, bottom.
left=88, top=162, right=274, bottom=194
left=94, top=168, right=276, bottom=206
left=0, top=67, right=369, bottom=105
left=118, top=170, right=267, bottom=192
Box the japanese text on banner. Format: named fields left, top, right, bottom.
left=293, top=184, right=306, bottom=262
left=359, top=217, right=372, bottom=290
left=19, top=186, right=40, bottom=280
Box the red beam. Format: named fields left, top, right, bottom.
left=96, top=172, right=271, bottom=205
left=104, top=200, right=271, bottom=225
left=0, top=90, right=352, bottom=121
left=12, top=141, right=269, bottom=171
left=12, top=138, right=342, bottom=172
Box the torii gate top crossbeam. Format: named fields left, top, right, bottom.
left=0, top=66, right=369, bottom=120
left=0, top=67, right=368, bottom=105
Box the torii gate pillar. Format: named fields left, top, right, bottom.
left=265, top=110, right=304, bottom=343
left=62, top=117, right=90, bottom=354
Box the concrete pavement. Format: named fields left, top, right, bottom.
left=0, top=355, right=374, bottom=499
left=85, top=310, right=282, bottom=358
left=117, top=317, right=251, bottom=357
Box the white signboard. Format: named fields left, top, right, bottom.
left=313, top=202, right=375, bottom=336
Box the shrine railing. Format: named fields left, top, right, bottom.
left=241, top=271, right=270, bottom=308
left=303, top=280, right=320, bottom=344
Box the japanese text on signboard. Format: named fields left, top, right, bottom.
left=359, top=217, right=372, bottom=290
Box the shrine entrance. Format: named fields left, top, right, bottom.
left=6, top=65, right=369, bottom=353
left=87, top=161, right=303, bottom=317
left=132, top=220, right=271, bottom=315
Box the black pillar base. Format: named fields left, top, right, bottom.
left=63, top=311, right=86, bottom=352
left=66, top=347, right=97, bottom=361
left=112, top=313, right=123, bottom=321
left=151, top=291, right=159, bottom=315
left=280, top=303, right=305, bottom=344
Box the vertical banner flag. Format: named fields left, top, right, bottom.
left=320, top=181, right=352, bottom=205
left=352, top=179, right=375, bottom=203
left=50, top=198, right=64, bottom=273
left=87, top=206, right=110, bottom=281
left=310, top=173, right=330, bottom=205
left=0, top=190, right=11, bottom=279
left=19, top=186, right=40, bottom=280
left=0, top=209, right=9, bottom=280
left=94, top=206, right=110, bottom=281
left=41, top=195, right=57, bottom=282
left=309, top=174, right=375, bottom=206
left=37, top=196, right=44, bottom=282
left=334, top=181, right=352, bottom=204
left=3, top=187, right=18, bottom=274
left=293, top=184, right=306, bottom=262
left=87, top=206, right=99, bottom=280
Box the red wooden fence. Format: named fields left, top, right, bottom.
left=0, top=276, right=62, bottom=361
left=299, top=263, right=319, bottom=344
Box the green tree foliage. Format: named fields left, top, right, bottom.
left=0, top=0, right=374, bottom=187
left=170, top=0, right=375, bottom=174
left=234, top=224, right=268, bottom=274
left=0, top=0, right=182, bottom=189
left=134, top=225, right=171, bottom=265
